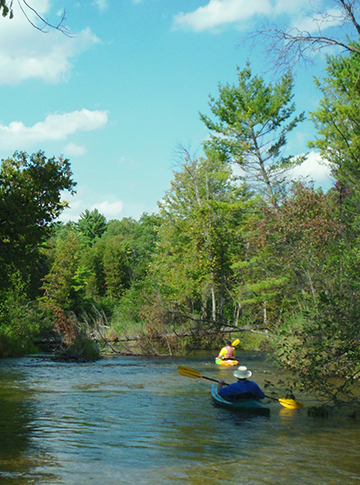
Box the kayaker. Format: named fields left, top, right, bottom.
left=216, top=340, right=235, bottom=361
left=217, top=365, right=265, bottom=400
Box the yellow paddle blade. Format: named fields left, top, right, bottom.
left=278, top=398, right=304, bottom=409
left=232, top=338, right=240, bottom=347
left=177, top=365, right=202, bottom=379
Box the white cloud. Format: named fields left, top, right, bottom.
left=291, top=7, right=343, bottom=32
left=271, top=0, right=311, bottom=16
left=173, top=0, right=272, bottom=32
left=172, top=0, right=343, bottom=33
left=231, top=150, right=334, bottom=191
left=0, top=0, right=100, bottom=84
left=0, top=109, right=108, bottom=150
left=290, top=151, right=333, bottom=187
left=91, top=200, right=124, bottom=218
left=59, top=196, right=124, bottom=223
left=63, top=142, right=88, bottom=157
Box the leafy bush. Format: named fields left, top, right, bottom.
left=0, top=283, right=51, bottom=357
left=54, top=335, right=100, bottom=362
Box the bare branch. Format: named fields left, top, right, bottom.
left=250, top=0, right=360, bottom=72
left=1, top=0, right=73, bottom=36
left=338, top=0, right=360, bottom=35
left=19, top=0, right=72, bottom=36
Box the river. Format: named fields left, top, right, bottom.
left=0, top=351, right=359, bottom=484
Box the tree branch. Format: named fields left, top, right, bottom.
left=249, top=1, right=360, bottom=71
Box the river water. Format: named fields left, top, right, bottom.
left=0, top=351, right=359, bottom=485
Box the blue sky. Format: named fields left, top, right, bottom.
left=0, top=0, right=351, bottom=222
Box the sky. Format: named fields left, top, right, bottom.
left=0, top=0, right=353, bottom=222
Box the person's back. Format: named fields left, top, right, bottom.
left=217, top=340, right=234, bottom=360
left=218, top=365, right=265, bottom=400
left=219, top=379, right=264, bottom=400
left=225, top=343, right=234, bottom=359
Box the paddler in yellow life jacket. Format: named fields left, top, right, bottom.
left=216, top=340, right=236, bottom=361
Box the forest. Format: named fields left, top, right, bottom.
left=1, top=2, right=360, bottom=413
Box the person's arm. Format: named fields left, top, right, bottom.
left=249, top=382, right=265, bottom=399
left=218, top=379, right=226, bottom=393
left=216, top=347, right=226, bottom=360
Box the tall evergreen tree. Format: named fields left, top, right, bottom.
left=75, top=209, right=107, bottom=245
left=200, top=63, right=305, bottom=204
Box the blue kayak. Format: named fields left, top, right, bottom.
left=211, top=383, right=270, bottom=416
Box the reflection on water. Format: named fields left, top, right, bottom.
left=0, top=353, right=359, bottom=484
left=0, top=366, right=56, bottom=484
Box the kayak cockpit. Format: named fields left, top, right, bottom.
left=211, top=383, right=270, bottom=416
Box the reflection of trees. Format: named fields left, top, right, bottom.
left=0, top=374, right=50, bottom=481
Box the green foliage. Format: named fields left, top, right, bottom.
left=236, top=331, right=270, bottom=351
left=75, top=209, right=107, bottom=245
left=102, top=237, right=132, bottom=299
left=153, top=154, right=248, bottom=327
left=309, top=42, right=360, bottom=189
left=265, top=44, right=360, bottom=405
left=111, top=279, right=154, bottom=333
left=0, top=151, right=76, bottom=292
left=275, top=293, right=360, bottom=406
left=0, top=274, right=51, bottom=357
left=1, top=55, right=360, bottom=412
left=102, top=213, right=161, bottom=282
left=54, top=335, right=101, bottom=362
left=0, top=151, right=75, bottom=356
left=200, top=62, right=305, bottom=202
left=39, top=212, right=161, bottom=325
left=79, top=242, right=106, bottom=300
left=40, top=232, right=83, bottom=312
left=0, top=1, right=13, bottom=18
left=231, top=183, right=340, bottom=327
left=270, top=184, right=360, bottom=404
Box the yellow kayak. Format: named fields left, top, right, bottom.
left=215, top=358, right=239, bottom=367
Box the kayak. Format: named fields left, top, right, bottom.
left=215, top=358, right=239, bottom=366
left=210, top=383, right=270, bottom=416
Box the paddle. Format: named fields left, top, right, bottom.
left=265, top=394, right=304, bottom=409
left=178, top=365, right=229, bottom=385
left=177, top=365, right=304, bottom=410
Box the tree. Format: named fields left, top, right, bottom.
left=200, top=63, right=305, bottom=205
left=309, top=43, right=360, bottom=191
left=102, top=236, right=132, bottom=299
left=281, top=44, right=360, bottom=405
left=41, top=232, right=83, bottom=313
left=308, top=39, right=360, bottom=322
left=153, top=153, right=247, bottom=327
left=79, top=241, right=106, bottom=301
left=236, top=183, right=340, bottom=325
left=0, top=151, right=76, bottom=292
left=103, top=213, right=161, bottom=281
left=75, top=209, right=107, bottom=245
